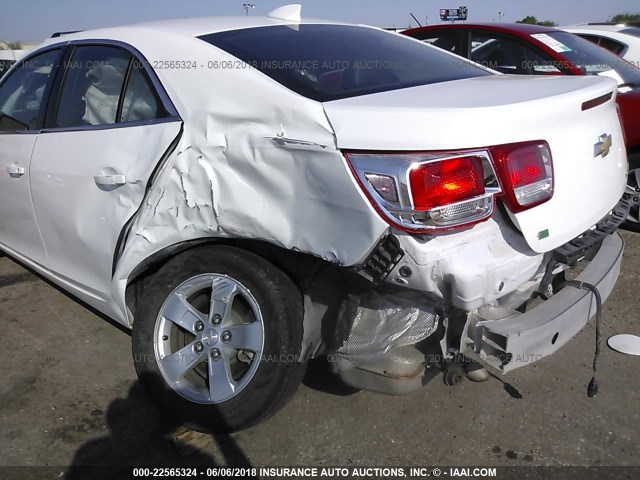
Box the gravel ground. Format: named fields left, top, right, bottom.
left=0, top=232, right=638, bottom=470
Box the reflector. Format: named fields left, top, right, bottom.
left=364, top=173, right=399, bottom=203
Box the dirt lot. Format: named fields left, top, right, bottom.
left=0, top=232, right=639, bottom=470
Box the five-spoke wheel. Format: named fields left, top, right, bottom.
left=133, top=245, right=305, bottom=433
left=154, top=274, right=264, bottom=404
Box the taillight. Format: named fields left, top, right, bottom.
left=345, top=151, right=501, bottom=233
left=489, top=141, right=554, bottom=213
left=409, top=156, right=485, bottom=210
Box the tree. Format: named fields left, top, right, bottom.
left=610, top=13, right=640, bottom=24
left=516, top=16, right=557, bottom=27
left=6, top=41, right=22, bottom=49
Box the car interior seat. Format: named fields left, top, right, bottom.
left=82, top=61, right=126, bottom=125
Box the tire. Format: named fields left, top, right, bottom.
left=132, top=245, right=306, bottom=433
left=623, top=154, right=640, bottom=233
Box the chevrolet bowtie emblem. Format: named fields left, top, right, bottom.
left=594, top=133, right=612, bottom=158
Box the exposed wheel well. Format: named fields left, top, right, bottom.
left=124, top=238, right=337, bottom=321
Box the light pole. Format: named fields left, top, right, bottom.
left=243, top=3, right=255, bottom=16
left=498, top=11, right=505, bottom=21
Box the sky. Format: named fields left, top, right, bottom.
left=1, top=0, right=639, bottom=43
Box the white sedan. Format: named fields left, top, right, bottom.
left=0, top=5, right=629, bottom=432
left=562, top=24, right=640, bottom=68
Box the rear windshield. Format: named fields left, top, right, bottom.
left=543, top=32, right=640, bottom=85
left=199, top=24, right=490, bottom=102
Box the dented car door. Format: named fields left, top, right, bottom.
left=29, top=43, right=181, bottom=317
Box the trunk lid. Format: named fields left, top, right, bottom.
left=323, top=75, right=627, bottom=253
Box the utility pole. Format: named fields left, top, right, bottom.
left=243, top=3, right=256, bottom=16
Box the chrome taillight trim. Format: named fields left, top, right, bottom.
left=346, top=150, right=502, bottom=232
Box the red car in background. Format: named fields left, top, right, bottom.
left=403, top=23, right=640, bottom=230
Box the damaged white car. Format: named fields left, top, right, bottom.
left=0, top=5, right=630, bottom=432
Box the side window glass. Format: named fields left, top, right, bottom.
left=55, top=46, right=131, bottom=128
left=577, top=34, right=601, bottom=48
left=119, top=62, right=165, bottom=122
left=419, top=33, right=462, bottom=55
left=470, top=33, right=559, bottom=75
left=471, top=33, right=528, bottom=73
left=597, top=37, right=626, bottom=55
left=0, top=49, right=60, bottom=132
left=522, top=46, right=562, bottom=74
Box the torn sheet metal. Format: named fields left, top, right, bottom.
left=335, top=291, right=439, bottom=371
left=69, top=26, right=549, bottom=327
left=105, top=30, right=389, bottom=324
left=29, top=121, right=182, bottom=323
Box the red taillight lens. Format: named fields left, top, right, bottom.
left=409, top=156, right=485, bottom=211
left=345, top=151, right=500, bottom=233
left=490, top=141, right=554, bottom=213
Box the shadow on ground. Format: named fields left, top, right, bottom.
left=302, top=357, right=360, bottom=396
left=63, top=380, right=252, bottom=480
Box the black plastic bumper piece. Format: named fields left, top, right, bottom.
left=552, top=199, right=631, bottom=266
left=360, top=235, right=404, bottom=282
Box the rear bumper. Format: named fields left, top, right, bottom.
left=462, top=232, right=624, bottom=373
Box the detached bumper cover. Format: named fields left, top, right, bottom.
left=463, top=232, right=624, bottom=373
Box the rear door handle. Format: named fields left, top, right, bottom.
left=7, top=165, right=25, bottom=177
left=94, top=173, right=126, bottom=186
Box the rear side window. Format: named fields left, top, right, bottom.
left=199, top=25, right=490, bottom=102
left=54, top=45, right=169, bottom=129
left=596, top=36, right=627, bottom=56
left=119, top=62, right=161, bottom=123
left=56, top=46, right=131, bottom=128
left=577, top=34, right=626, bottom=56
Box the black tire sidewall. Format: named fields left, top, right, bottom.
left=623, top=154, right=640, bottom=232
left=132, top=245, right=305, bottom=433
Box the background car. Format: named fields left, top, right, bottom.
left=561, top=24, right=640, bottom=67
left=403, top=23, right=640, bottom=230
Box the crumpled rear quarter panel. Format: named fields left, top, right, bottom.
left=106, top=30, right=389, bottom=321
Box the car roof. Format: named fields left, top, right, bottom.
left=45, top=15, right=350, bottom=43
left=562, top=24, right=627, bottom=32
left=404, top=22, right=559, bottom=36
